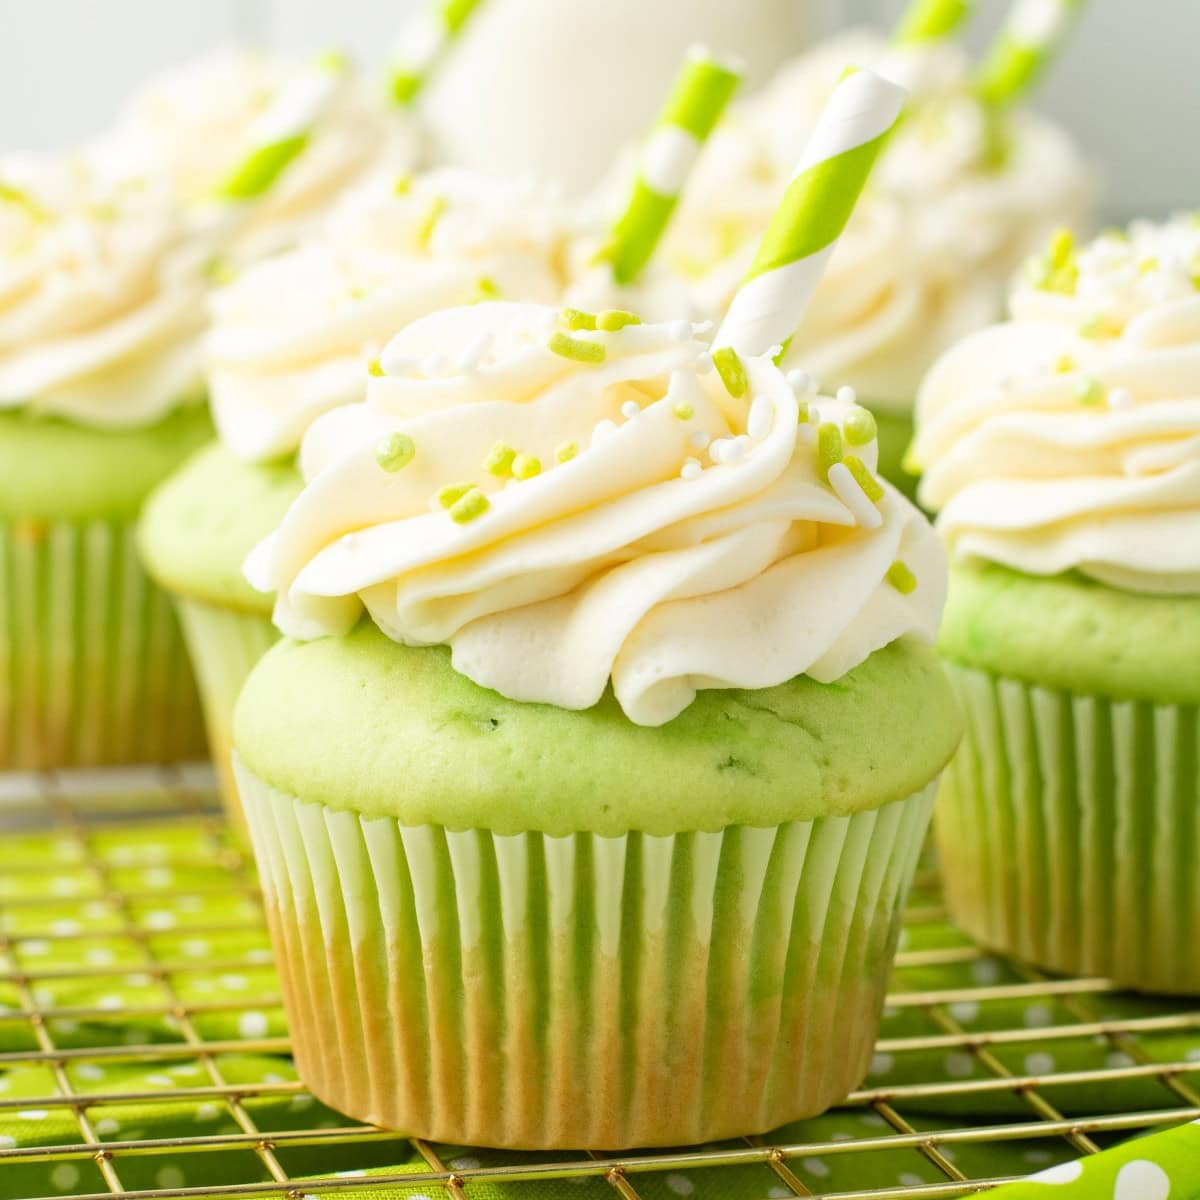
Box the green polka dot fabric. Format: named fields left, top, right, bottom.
left=1, top=810, right=1199, bottom=1199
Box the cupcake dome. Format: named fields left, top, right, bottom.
left=911, top=216, right=1200, bottom=993
left=233, top=301, right=961, bottom=1146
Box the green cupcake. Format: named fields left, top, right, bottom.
left=233, top=301, right=960, bottom=1146
left=911, top=218, right=1200, bottom=994
left=0, top=157, right=213, bottom=767
left=139, top=169, right=571, bottom=822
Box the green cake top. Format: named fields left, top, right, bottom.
left=940, top=560, right=1200, bottom=706
left=235, top=622, right=962, bottom=837
left=139, top=442, right=302, bottom=614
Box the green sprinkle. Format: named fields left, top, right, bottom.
left=1075, top=377, right=1105, bottom=406
left=474, top=276, right=501, bottom=303
left=483, top=442, right=516, bottom=477
left=597, top=309, right=642, bottom=332
left=0, top=181, right=50, bottom=222
left=367, top=359, right=384, bottom=377
left=390, top=70, right=422, bottom=106
left=817, top=422, right=843, bottom=482
left=1138, top=256, right=1160, bottom=275
left=712, top=347, right=748, bottom=399
left=393, top=173, right=413, bottom=196
left=887, top=560, right=917, bottom=595
left=560, top=307, right=598, bottom=332
left=1053, top=353, right=1077, bottom=375
left=217, top=133, right=309, bottom=201
left=844, top=455, right=884, bottom=504
left=555, top=441, right=579, bottom=463
left=512, top=453, right=542, bottom=480
left=673, top=401, right=694, bottom=420
left=548, top=331, right=606, bottom=364
left=436, top=481, right=475, bottom=509
left=203, top=256, right=237, bottom=286
left=1048, top=227, right=1074, bottom=271
left=416, top=195, right=447, bottom=249
left=1079, top=314, right=1118, bottom=340
left=843, top=406, right=877, bottom=447
left=449, top=487, right=490, bottom=524
left=797, top=400, right=810, bottom=424
left=316, top=48, right=350, bottom=73
left=376, top=433, right=415, bottom=472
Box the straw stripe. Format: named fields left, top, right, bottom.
left=976, top=0, right=1087, bottom=108
left=893, top=0, right=975, bottom=45
left=388, top=0, right=487, bottom=105
left=600, top=46, right=743, bottom=286
left=216, top=56, right=348, bottom=201
left=713, top=68, right=906, bottom=358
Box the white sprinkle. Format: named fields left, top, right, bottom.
left=836, top=385, right=858, bottom=407
left=1108, top=386, right=1133, bottom=410
left=709, top=438, right=735, bottom=464
left=766, top=344, right=784, bottom=361
left=747, top=395, right=773, bottom=440
left=696, top=352, right=714, bottom=375
left=592, top=419, right=618, bottom=445
left=688, top=429, right=710, bottom=450
left=828, top=462, right=883, bottom=529
left=621, top=400, right=641, bottom=420
left=422, top=353, right=449, bottom=377
left=458, top=333, right=492, bottom=373
left=667, top=320, right=693, bottom=343
left=681, top=458, right=702, bottom=480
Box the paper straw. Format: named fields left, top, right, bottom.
left=712, top=68, right=907, bottom=358
left=388, top=0, right=487, bottom=106
left=215, top=54, right=348, bottom=201
left=976, top=0, right=1087, bottom=109
left=893, top=0, right=975, bottom=46
left=599, top=46, right=743, bottom=286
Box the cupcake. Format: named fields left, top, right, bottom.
left=233, top=300, right=961, bottom=1146
left=662, top=26, right=1094, bottom=493
left=910, top=217, right=1200, bottom=994
left=139, top=169, right=571, bottom=820
left=0, top=152, right=213, bottom=767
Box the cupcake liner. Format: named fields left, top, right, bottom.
left=0, top=518, right=206, bottom=769
left=938, top=664, right=1200, bottom=994
left=174, top=597, right=277, bottom=826
left=237, top=757, right=935, bottom=1149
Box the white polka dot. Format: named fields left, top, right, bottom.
left=0, top=1135, right=15, bottom=1149
left=944, top=1052, right=974, bottom=1078
left=1023, top=1149, right=1053, bottom=1165
left=181, top=940, right=211, bottom=958
left=95, top=1118, right=120, bottom=1136
left=1107, top=1051, right=1135, bottom=1069
left=21, top=939, right=50, bottom=956
left=1114, top=1160, right=1171, bottom=1200
left=288, top=1093, right=314, bottom=1112
left=49, top=919, right=81, bottom=936
left=1025, top=1052, right=1056, bottom=1076
left=49, top=878, right=81, bottom=896
left=949, top=1000, right=979, bottom=1023
left=145, top=911, right=177, bottom=930
left=238, top=1011, right=269, bottom=1038
left=218, top=974, right=248, bottom=991
left=51, top=1164, right=80, bottom=1191
left=899, top=1174, right=927, bottom=1187
left=85, top=948, right=115, bottom=966
left=247, top=948, right=273, bottom=963
left=18, top=1110, right=49, bottom=1120
left=801, top=1157, right=830, bottom=1178
left=768, top=1190, right=793, bottom=1199
left=335, top=1170, right=367, bottom=1178
left=452, top=1156, right=481, bottom=1171
left=156, top=1166, right=187, bottom=1189
left=97, top=995, right=124, bottom=1011
left=870, top=1052, right=894, bottom=1076
left=145, top=1074, right=174, bottom=1087
left=83, top=902, right=109, bottom=921
left=1024, top=1004, right=1054, bottom=1029
left=859, top=1112, right=886, bottom=1127
left=831, top=1132, right=853, bottom=1142
left=1187, top=1048, right=1200, bottom=1063
left=53, top=1020, right=79, bottom=1035
left=75, top=1064, right=105, bottom=1081
left=1029, top=1160, right=1082, bottom=1183
left=142, top=868, right=175, bottom=888
left=195, top=1104, right=221, bottom=1123
left=971, top=958, right=1001, bottom=984
left=666, top=1174, right=694, bottom=1195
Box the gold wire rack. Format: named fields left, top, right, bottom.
left=1, top=766, right=1199, bottom=1200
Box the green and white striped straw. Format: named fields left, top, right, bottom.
left=893, top=0, right=975, bottom=46
left=712, top=68, right=907, bottom=358
left=215, top=53, right=349, bottom=202
left=388, top=0, right=486, bottom=106
left=976, top=0, right=1087, bottom=109
left=599, top=46, right=743, bottom=286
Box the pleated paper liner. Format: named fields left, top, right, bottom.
left=175, top=597, right=277, bottom=826
left=938, top=663, right=1200, bottom=995
left=0, top=518, right=207, bottom=768
left=237, top=758, right=936, bottom=1149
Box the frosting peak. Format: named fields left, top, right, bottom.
left=248, top=302, right=945, bottom=724
left=913, top=217, right=1200, bottom=595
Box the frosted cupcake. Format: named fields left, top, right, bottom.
left=231, top=298, right=960, bottom=1146
left=0, top=153, right=212, bottom=766
left=910, top=217, right=1200, bottom=994
left=139, top=168, right=571, bottom=819
left=664, top=22, right=1093, bottom=492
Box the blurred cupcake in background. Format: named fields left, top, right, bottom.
left=910, top=215, right=1200, bottom=994
left=0, top=151, right=213, bottom=767
left=661, top=0, right=1096, bottom=494
left=139, top=166, right=573, bottom=820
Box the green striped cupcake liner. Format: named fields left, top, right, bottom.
left=237, top=759, right=936, bottom=1149
left=174, top=597, right=277, bottom=827
left=0, top=518, right=207, bottom=769
left=938, top=663, right=1200, bottom=995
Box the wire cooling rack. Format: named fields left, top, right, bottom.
left=1, top=768, right=1199, bottom=1200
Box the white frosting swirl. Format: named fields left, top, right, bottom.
left=913, top=217, right=1200, bottom=595
left=664, top=29, right=1094, bottom=410
left=101, top=48, right=421, bottom=262
left=207, top=168, right=571, bottom=462
left=247, top=302, right=945, bottom=725
left=0, top=152, right=207, bottom=427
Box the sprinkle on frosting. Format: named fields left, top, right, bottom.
left=376, top=432, right=416, bottom=472
left=845, top=454, right=885, bottom=504
left=597, top=309, right=642, bottom=332
left=712, top=346, right=748, bottom=398
left=555, top=440, right=579, bottom=463
left=828, top=461, right=883, bottom=530
left=1074, top=377, right=1104, bottom=407
left=511, top=453, right=541, bottom=480
left=817, top=422, right=844, bottom=482
left=449, top=487, right=490, bottom=524
left=484, top=442, right=516, bottom=477
left=673, top=401, right=695, bottom=420
left=436, top=481, right=475, bottom=509
left=887, top=560, right=918, bottom=594
left=843, top=406, right=877, bottom=446
left=548, top=331, right=606, bottom=364
left=560, top=307, right=599, bottom=332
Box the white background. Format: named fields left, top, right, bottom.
left=0, top=0, right=1195, bottom=219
